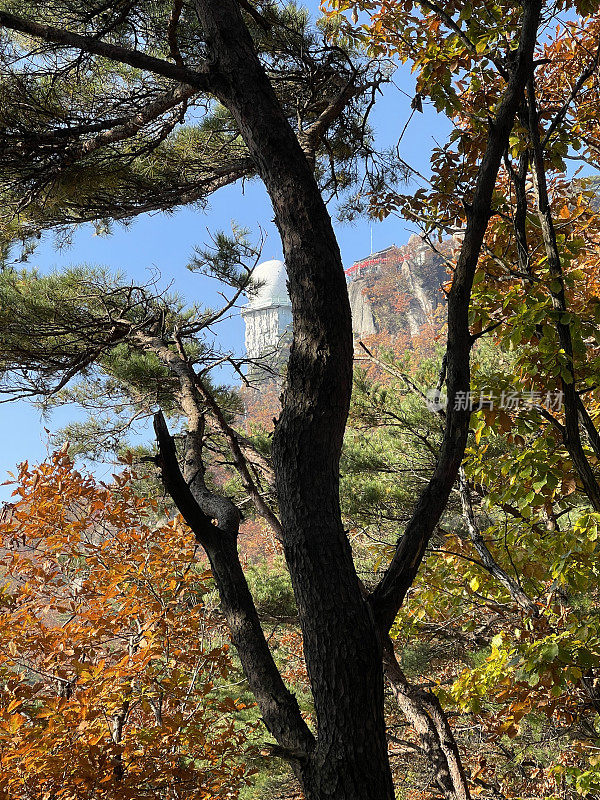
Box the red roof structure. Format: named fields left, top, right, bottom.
left=344, top=245, right=404, bottom=279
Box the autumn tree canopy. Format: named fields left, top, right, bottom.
left=0, top=451, right=252, bottom=799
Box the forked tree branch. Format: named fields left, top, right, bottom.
left=192, top=373, right=284, bottom=541
left=237, top=0, right=272, bottom=31
left=541, top=46, right=600, bottom=147
left=416, top=0, right=509, bottom=81
left=458, top=468, right=538, bottom=616
left=153, top=411, right=220, bottom=547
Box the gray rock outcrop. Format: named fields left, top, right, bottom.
left=348, top=278, right=377, bottom=337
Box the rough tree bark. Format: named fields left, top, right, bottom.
left=192, top=3, right=394, bottom=797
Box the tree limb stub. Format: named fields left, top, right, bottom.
left=153, top=410, right=315, bottom=757
left=193, top=373, right=284, bottom=541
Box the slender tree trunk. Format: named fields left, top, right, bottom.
left=369, top=0, right=543, bottom=633
left=526, top=74, right=600, bottom=511
left=384, top=648, right=471, bottom=800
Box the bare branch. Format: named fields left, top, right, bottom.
left=153, top=410, right=314, bottom=756
left=191, top=369, right=284, bottom=541
left=0, top=10, right=213, bottom=91
left=541, top=48, right=600, bottom=147
left=458, top=468, right=538, bottom=616
left=74, top=84, right=195, bottom=159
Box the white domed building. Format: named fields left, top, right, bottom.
left=241, top=259, right=293, bottom=368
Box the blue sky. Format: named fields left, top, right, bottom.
left=0, top=5, right=450, bottom=499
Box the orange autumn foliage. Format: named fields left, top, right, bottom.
left=0, top=452, right=254, bottom=800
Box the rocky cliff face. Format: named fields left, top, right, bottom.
left=399, top=238, right=447, bottom=335
left=348, top=278, right=377, bottom=337
left=346, top=235, right=452, bottom=340
left=242, top=238, right=451, bottom=392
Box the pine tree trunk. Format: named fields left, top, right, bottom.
left=194, top=2, right=395, bottom=798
